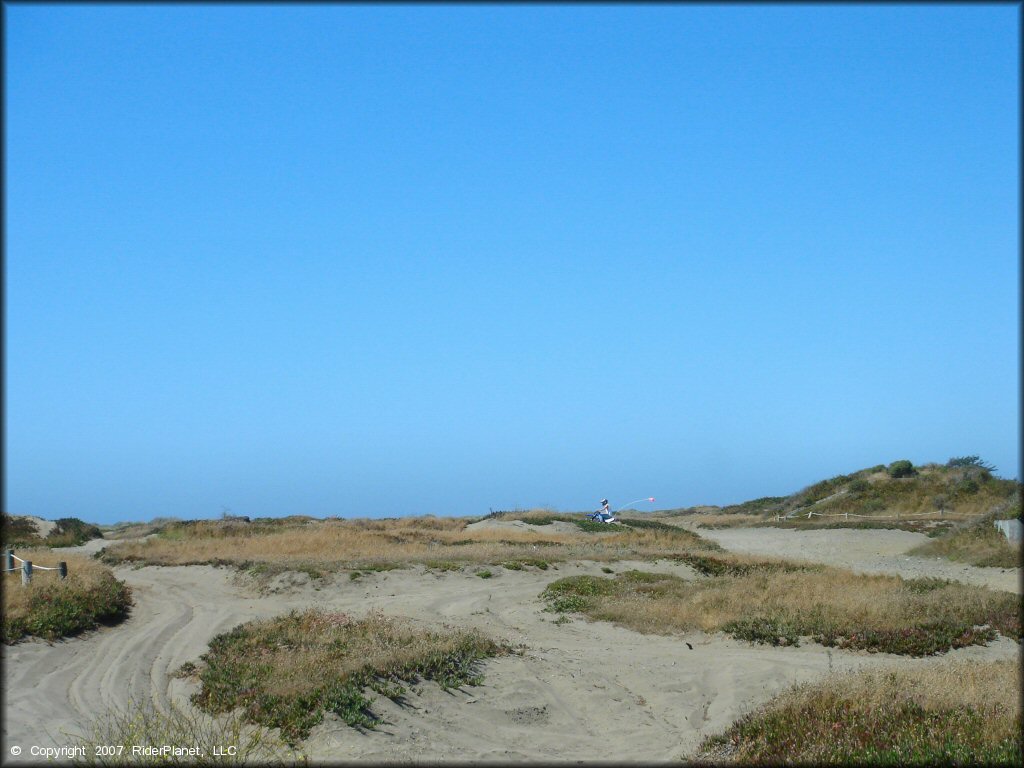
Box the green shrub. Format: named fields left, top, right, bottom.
left=46, top=518, right=104, bottom=547
left=888, top=460, right=917, bottom=478
left=723, top=616, right=800, bottom=647
left=956, top=479, right=980, bottom=496
left=1, top=514, right=42, bottom=547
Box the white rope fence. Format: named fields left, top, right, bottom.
left=3, top=549, right=68, bottom=585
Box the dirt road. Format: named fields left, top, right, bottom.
left=3, top=531, right=1019, bottom=763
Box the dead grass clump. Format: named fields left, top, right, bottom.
left=541, top=562, right=1020, bottom=655
left=699, top=659, right=1021, bottom=764
left=190, top=609, right=511, bottom=744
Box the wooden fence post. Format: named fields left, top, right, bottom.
left=22, top=561, right=32, bottom=586
left=59, top=562, right=67, bottom=580
left=5, top=549, right=13, bottom=571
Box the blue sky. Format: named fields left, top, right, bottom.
left=5, top=4, right=1019, bottom=524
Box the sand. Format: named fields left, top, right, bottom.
left=690, top=525, right=1021, bottom=594
left=3, top=529, right=1020, bottom=764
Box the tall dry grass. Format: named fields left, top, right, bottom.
left=700, top=659, right=1021, bottom=764
left=71, top=697, right=307, bottom=765
left=100, top=516, right=718, bottom=570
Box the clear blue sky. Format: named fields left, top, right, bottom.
left=5, top=4, right=1019, bottom=525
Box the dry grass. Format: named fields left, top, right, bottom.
left=909, top=508, right=1022, bottom=568
left=100, top=515, right=719, bottom=571
left=688, top=513, right=764, bottom=529
left=3, top=548, right=132, bottom=642
left=189, top=609, right=510, bottom=743
left=795, top=658, right=1020, bottom=717
left=911, top=526, right=1021, bottom=569
left=700, top=659, right=1021, bottom=764
left=4, top=549, right=106, bottom=614
left=542, top=556, right=1020, bottom=655
left=71, top=697, right=307, bottom=765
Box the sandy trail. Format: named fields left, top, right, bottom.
left=3, top=531, right=1019, bottom=763
left=684, top=525, right=1021, bottom=593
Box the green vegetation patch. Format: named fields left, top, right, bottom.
left=3, top=572, right=132, bottom=644
left=539, top=567, right=1019, bottom=656
left=191, top=609, right=510, bottom=744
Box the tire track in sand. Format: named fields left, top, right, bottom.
left=4, top=546, right=1019, bottom=763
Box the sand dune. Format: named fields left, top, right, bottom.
left=3, top=530, right=1019, bottom=763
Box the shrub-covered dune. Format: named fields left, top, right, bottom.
left=654, top=456, right=1021, bottom=531
left=2, top=513, right=104, bottom=548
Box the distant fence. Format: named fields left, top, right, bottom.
left=773, top=504, right=1024, bottom=545
left=2, top=549, right=68, bottom=586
